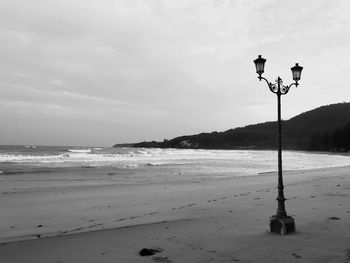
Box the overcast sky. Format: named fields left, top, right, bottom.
left=0, top=0, right=350, bottom=146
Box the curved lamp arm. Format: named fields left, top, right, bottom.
left=280, top=81, right=298, bottom=95
left=258, top=76, right=298, bottom=96
left=258, top=76, right=276, bottom=94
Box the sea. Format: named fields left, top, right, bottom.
left=1, top=145, right=350, bottom=177
left=1, top=145, right=350, bottom=243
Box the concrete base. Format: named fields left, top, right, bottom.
left=269, top=215, right=295, bottom=235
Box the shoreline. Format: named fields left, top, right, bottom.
left=1, top=165, right=349, bottom=240
left=0, top=165, right=349, bottom=262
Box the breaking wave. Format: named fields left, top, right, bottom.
left=67, top=149, right=92, bottom=153
left=0, top=146, right=349, bottom=175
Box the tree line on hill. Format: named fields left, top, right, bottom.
left=116, top=103, right=350, bottom=153
left=309, top=122, right=350, bottom=152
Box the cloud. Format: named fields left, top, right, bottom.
left=0, top=0, right=350, bottom=145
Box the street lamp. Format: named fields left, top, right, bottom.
left=254, top=55, right=303, bottom=235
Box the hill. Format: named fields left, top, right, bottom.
left=123, top=102, right=350, bottom=152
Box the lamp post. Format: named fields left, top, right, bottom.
left=254, top=55, right=303, bottom=235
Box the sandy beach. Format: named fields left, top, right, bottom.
left=0, top=164, right=349, bottom=263
left=2, top=0, right=350, bottom=261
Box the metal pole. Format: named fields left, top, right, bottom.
left=254, top=56, right=299, bottom=234
left=276, top=77, right=287, bottom=218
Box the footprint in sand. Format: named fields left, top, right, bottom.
left=292, top=253, right=302, bottom=259
left=148, top=212, right=158, bottom=215
left=166, top=236, right=177, bottom=242
left=115, top=217, right=127, bottom=222
left=177, top=203, right=197, bottom=209
left=345, top=248, right=350, bottom=263
left=328, top=216, right=340, bottom=220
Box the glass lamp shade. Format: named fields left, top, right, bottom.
left=254, top=55, right=266, bottom=75
left=291, top=63, right=303, bottom=81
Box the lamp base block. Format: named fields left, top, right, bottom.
left=269, top=215, right=295, bottom=235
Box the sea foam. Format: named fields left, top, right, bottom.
left=0, top=146, right=349, bottom=176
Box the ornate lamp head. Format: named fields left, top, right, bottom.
left=254, top=55, right=266, bottom=78
left=291, top=63, right=303, bottom=86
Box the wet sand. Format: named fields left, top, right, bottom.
left=0, top=166, right=349, bottom=262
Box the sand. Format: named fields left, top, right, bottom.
left=0, top=166, right=349, bottom=262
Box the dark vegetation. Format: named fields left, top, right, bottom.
left=116, top=103, right=350, bottom=152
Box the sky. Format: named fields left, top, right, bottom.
left=0, top=0, right=350, bottom=146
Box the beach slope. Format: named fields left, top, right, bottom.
left=0, top=166, right=349, bottom=263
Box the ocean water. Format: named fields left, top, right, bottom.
left=0, top=145, right=349, bottom=177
